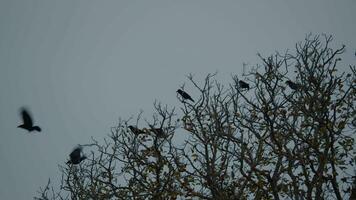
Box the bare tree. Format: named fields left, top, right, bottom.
left=35, top=34, right=356, bottom=200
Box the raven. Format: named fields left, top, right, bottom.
left=67, top=146, right=87, bottom=164
left=285, top=80, right=299, bottom=90
left=17, top=107, right=41, bottom=132
left=177, top=89, right=194, bottom=102
left=128, top=125, right=145, bottom=135
left=238, top=80, right=250, bottom=90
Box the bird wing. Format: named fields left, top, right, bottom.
left=21, top=108, right=33, bottom=126
left=183, top=92, right=191, bottom=98
left=182, top=91, right=193, bottom=100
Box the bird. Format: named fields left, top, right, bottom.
left=149, top=126, right=166, bottom=138
left=177, top=89, right=194, bottom=102
left=128, top=125, right=145, bottom=135
left=17, top=107, right=41, bottom=132
left=67, top=146, right=87, bottom=164
left=238, top=80, right=250, bottom=90
left=285, top=80, right=299, bottom=90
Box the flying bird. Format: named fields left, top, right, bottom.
left=17, top=107, right=41, bottom=132
left=177, top=89, right=194, bottom=102
left=128, top=125, right=145, bottom=135
left=285, top=80, right=299, bottom=90
left=67, top=146, right=87, bottom=165
left=238, top=80, right=250, bottom=90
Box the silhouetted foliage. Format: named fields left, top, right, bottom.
left=35, top=34, right=356, bottom=200
left=350, top=176, right=356, bottom=200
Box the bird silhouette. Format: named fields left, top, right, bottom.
left=149, top=125, right=166, bottom=138
left=67, top=146, right=87, bottom=164
left=285, top=80, right=299, bottom=90
left=128, top=125, right=145, bottom=135
left=238, top=80, right=250, bottom=90
left=17, top=107, right=41, bottom=132
left=177, top=89, right=194, bottom=102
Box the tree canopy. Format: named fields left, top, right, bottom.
left=35, top=34, right=356, bottom=200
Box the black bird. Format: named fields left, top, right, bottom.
left=128, top=125, right=145, bottom=135
left=238, top=80, right=250, bottom=90
left=177, top=89, right=194, bottom=102
left=17, top=107, right=41, bottom=132
left=67, top=146, right=87, bottom=164
left=149, top=126, right=166, bottom=138
left=285, top=80, right=299, bottom=90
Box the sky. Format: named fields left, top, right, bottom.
left=0, top=0, right=355, bottom=199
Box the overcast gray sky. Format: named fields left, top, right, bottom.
left=0, top=1, right=355, bottom=199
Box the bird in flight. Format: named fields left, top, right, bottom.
left=238, top=80, right=250, bottom=90
left=285, top=80, right=299, bottom=90
left=17, top=107, right=41, bottom=132
left=177, top=89, right=194, bottom=102
left=67, top=146, right=87, bottom=165
left=128, top=125, right=146, bottom=135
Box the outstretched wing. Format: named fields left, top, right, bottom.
left=21, top=108, right=33, bottom=126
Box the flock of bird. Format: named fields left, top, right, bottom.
left=237, top=79, right=299, bottom=91
left=17, top=80, right=299, bottom=165
left=17, top=108, right=89, bottom=165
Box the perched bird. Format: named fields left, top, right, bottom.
left=128, top=125, right=145, bottom=135
left=285, top=80, right=299, bottom=90
left=17, top=107, right=41, bottom=132
left=149, top=126, right=166, bottom=138
left=177, top=89, right=194, bottom=102
left=67, top=146, right=87, bottom=164
left=238, top=80, right=250, bottom=90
